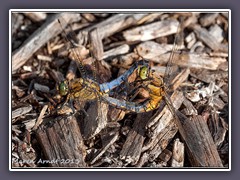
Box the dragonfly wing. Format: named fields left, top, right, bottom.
left=163, top=18, right=184, bottom=91
left=58, top=15, right=88, bottom=79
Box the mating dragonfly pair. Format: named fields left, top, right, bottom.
left=57, top=60, right=165, bottom=114
left=55, top=16, right=181, bottom=118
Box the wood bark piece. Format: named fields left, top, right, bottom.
left=115, top=52, right=139, bottom=67
left=120, top=112, right=152, bottom=165
left=199, top=13, right=219, bottom=27
left=209, top=24, right=224, bottom=43
left=209, top=52, right=228, bottom=58
left=37, top=54, right=52, bottom=62
left=136, top=41, right=177, bottom=59
left=208, top=111, right=228, bottom=147
left=32, top=104, right=48, bottom=130
left=159, top=149, right=172, bottom=166
left=136, top=13, right=163, bottom=25
left=151, top=52, right=226, bottom=70
left=176, top=114, right=223, bottom=167
left=12, top=105, right=32, bottom=119
left=35, top=115, right=87, bottom=167
left=82, top=101, right=108, bottom=139
left=221, top=12, right=228, bottom=19
left=89, top=28, right=104, bottom=60
left=108, top=106, right=126, bottom=122
left=190, top=41, right=205, bottom=53
left=190, top=69, right=228, bottom=84
left=91, top=128, right=119, bottom=165
left=33, top=83, right=50, bottom=93
left=192, top=24, right=228, bottom=52
left=123, top=19, right=179, bottom=41
left=185, top=32, right=196, bottom=49
left=138, top=119, right=178, bottom=166
left=77, top=14, right=148, bottom=44
left=23, top=12, right=47, bottom=22
left=107, top=89, right=127, bottom=122
left=12, top=13, right=81, bottom=72
left=147, top=91, right=185, bottom=137
left=12, top=13, right=24, bottom=35
left=182, top=98, right=198, bottom=116
left=171, top=138, right=184, bottom=167
left=103, top=44, right=130, bottom=60
left=171, top=68, right=190, bottom=91
left=135, top=41, right=227, bottom=70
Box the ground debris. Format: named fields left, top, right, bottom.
left=11, top=11, right=229, bottom=169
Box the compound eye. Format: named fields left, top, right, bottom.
left=139, top=66, right=148, bottom=80
left=59, top=81, right=69, bottom=96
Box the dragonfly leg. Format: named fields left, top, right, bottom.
left=56, top=95, right=76, bottom=115
left=68, top=98, right=76, bottom=114
left=57, top=98, right=68, bottom=111
left=81, top=108, right=89, bottom=117
left=126, top=79, right=152, bottom=101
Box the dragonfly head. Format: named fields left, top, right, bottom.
left=138, top=66, right=149, bottom=80
left=57, top=81, right=69, bottom=96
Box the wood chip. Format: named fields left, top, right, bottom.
left=103, top=44, right=130, bottom=60
left=120, top=112, right=152, bottom=165
left=34, top=83, right=50, bottom=93
left=209, top=24, right=224, bottom=43
left=152, top=52, right=227, bottom=70
left=32, top=104, right=48, bottom=130
left=89, top=28, right=104, bottom=60
left=147, top=91, right=185, bottom=137
left=76, top=14, right=148, bottom=44
left=66, top=60, right=77, bottom=80
left=178, top=115, right=223, bottom=167
left=140, top=120, right=178, bottom=164
left=192, top=24, right=228, bottom=52
left=12, top=105, right=32, bottom=119
left=37, top=54, right=52, bottom=62
left=123, top=19, right=179, bottom=41
left=12, top=13, right=24, bottom=35
left=91, top=128, right=119, bottom=165
left=24, top=12, right=47, bottom=22
left=159, top=149, right=172, bottom=164
left=82, top=101, right=108, bottom=139
left=171, top=138, right=184, bottom=167
left=199, top=13, right=218, bottom=27
left=12, top=13, right=81, bottom=72
left=185, top=32, right=196, bottom=49
left=35, top=115, right=87, bottom=167
left=182, top=98, right=198, bottom=116
left=136, top=41, right=176, bottom=60
left=171, top=68, right=190, bottom=90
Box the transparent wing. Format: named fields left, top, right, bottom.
left=88, top=27, right=103, bottom=83
left=162, top=17, right=186, bottom=128
left=163, top=17, right=184, bottom=91
left=58, top=15, right=87, bottom=79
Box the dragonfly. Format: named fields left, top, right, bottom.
left=99, top=20, right=184, bottom=114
